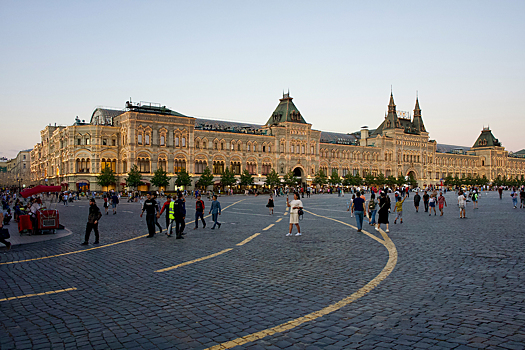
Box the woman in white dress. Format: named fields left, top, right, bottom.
left=286, top=192, right=303, bottom=236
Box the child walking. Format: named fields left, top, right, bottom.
left=393, top=194, right=407, bottom=224
left=267, top=195, right=275, bottom=215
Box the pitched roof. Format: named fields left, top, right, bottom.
left=265, top=93, right=307, bottom=126
left=472, top=128, right=502, bottom=148
left=320, top=131, right=358, bottom=145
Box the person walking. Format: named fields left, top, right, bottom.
left=376, top=191, right=390, bottom=233
left=510, top=187, right=518, bottom=208
left=472, top=188, right=479, bottom=209
left=349, top=191, right=365, bottom=232
left=152, top=194, right=163, bottom=232
left=209, top=195, right=222, bottom=229
left=111, top=192, right=119, bottom=214
left=168, top=193, right=186, bottom=239
left=413, top=191, right=421, bottom=212
left=428, top=194, right=437, bottom=216
left=367, top=192, right=378, bottom=226
left=81, top=198, right=102, bottom=245
left=194, top=194, right=206, bottom=229
left=140, top=193, right=158, bottom=237
left=267, top=194, right=275, bottom=215
left=393, top=193, right=407, bottom=224
left=438, top=191, right=447, bottom=216
left=158, top=195, right=172, bottom=235
left=458, top=190, right=467, bottom=219
left=0, top=212, right=11, bottom=250
left=286, top=192, right=303, bottom=236
left=520, top=187, right=525, bottom=209
left=423, top=191, right=430, bottom=212
left=498, top=186, right=503, bottom=200
left=63, top=192, right=68, bottom=206
left=103, top=195, right=109, bottom=215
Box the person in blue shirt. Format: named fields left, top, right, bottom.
left=348, top=191, right=366, bottom=232
left=209, top=195, right=222, bottom=229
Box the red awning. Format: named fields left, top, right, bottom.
left=120, top=183, right=126, bottom=186
left=20, top=185, right=62, bottom=198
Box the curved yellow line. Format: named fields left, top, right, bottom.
left=204, top=210, right=397, bottom=350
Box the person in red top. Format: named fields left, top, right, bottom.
left=158, top=195, right=172, bottom=235
left=194, top=195, right=206, bottom=229
left=437, top=191, right=447, bottom=216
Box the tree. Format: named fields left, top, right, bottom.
left=396, top=174, right=406, bottom=187
left=174, top=168, right=192, bottom=188
left=407, top=174, right=418, bottom=188
left=342, top=173, right=354, bottom=187
left=283, top=170, right=299, bottom=187
left=265, top=169, right=281, bottom=188
left=480, top=175, right=489, bottom=186
left=329, top=169, right=342, bottom=186
left=453, top=175, right=461, bottom=187
left=364, top=173, right=376, bottom=186
left=313, top=169, right=328, bottom=187
left=126, top=165, right=143, bottom=190
left=354, top=172, right=363, bottom=186
left=196, top=167, right=214, bottom=189
left=220, top=166, right=236, bottom=189
left=96, top=165, right=116, bottom=192
left=386, top=175, right=397, bottom=188
left=151, top=167, right=170, bottom=189
left=239, top=169, right=254, bottom=187
left=444, top=175, right=455, bottom=187
left=375, top=172, right=386, bottom=187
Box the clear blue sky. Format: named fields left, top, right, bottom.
left=1, top=1, right=524, bottom=158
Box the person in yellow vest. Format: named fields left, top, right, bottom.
left=168, top=193, right=186, bottom=239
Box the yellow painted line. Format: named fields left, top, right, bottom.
left=262, top=224, right=274, bottom=231
left=305, top=210, right=385, bottom=245
left=284, top=212, right=288, bottom=216
left=155, top=248, right=233, bottom=272
left=275, top=218, right=282, bottom=223
left=236, top=233, right=261, bottom=246
left=0, top=287, right=77, bottom=302
left=286, top=207, right=289, bottom=211
left=204, top=212, right=397, bottom=350
left=1, top=199, right=246, bottom=266
left=0, top=235, right=149, bottom=266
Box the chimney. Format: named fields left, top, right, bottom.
left=360, top=126, right=369, bottom=146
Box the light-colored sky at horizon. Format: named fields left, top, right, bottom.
left=1, top=1, right=524, bottom=159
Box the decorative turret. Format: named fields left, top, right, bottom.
left=472, top=127, right=502, bottom=148
left=412, top=96, right=426, bottom=133
left=265, top=92, right=306, bottom=126
left=372, top=90, right=401, bottom=135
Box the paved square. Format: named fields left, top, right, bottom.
left=1, top=191, right=524, bottom=349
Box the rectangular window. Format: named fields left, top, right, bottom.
left=138, top=134, right=143, bottom=145
left=102, top=139, right=107, bottom=145
left=145, top=135, right=150, bottom=145
left=247, top=144, right=250, bottom=151
left=160, top=136, right=165, bottom=146
left=23, top=155, right=26, bottom=160
left=112, top=139, right=116, bottom=146
left=182, top=137, right=186, bottom=147
left=175, top=137, right=179, bottom=147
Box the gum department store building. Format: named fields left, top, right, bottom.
left=30, top=92, right=525, bottom=192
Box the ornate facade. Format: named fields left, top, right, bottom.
left=30, top=92, right=525, bottom=191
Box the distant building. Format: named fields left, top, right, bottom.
left=29, top=92, right=525, bottom=191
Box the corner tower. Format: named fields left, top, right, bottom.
left=412, top=96, right=426, bottom=133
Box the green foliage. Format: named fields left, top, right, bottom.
left=220, top=167, right=236, bottom=188
left=329, top=169, right=342, bottom=186
left=283, top=170, right=299, bottom=187
left=239, top=169, right=254, bottom=187
left=407, top=174, right=418, bottom=188
left=174, top=168, right=192, bottom=188
left=396, top=175, right=406, bottom=187
left=125, top=165, right=143, bottom=189
left=96, top=165, right=116, bottom=191
left=342, top=173, right=354, bottom=186
left=353, top=172, right=363, bottom=186
left=386, top=175, right=397, bottom=188
left=313, top=169, right=328, bottom=187
left=364, top=173, right=376, bottom=186
left=151, top=167, right=171, bottom=189
left=444, top=175, right=455, bottom=187
left=453, top=175, right=461, bottom=187
left=375, top=172, right=386, bottom=187
left=196, top=167, right=214, bottom=189
left=265, top=169, right=281, bottom=188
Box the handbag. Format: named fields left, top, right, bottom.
left=0, top=227, right=10, bottom=239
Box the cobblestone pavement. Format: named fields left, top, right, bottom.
left=1, top=191, right=524, bottom=349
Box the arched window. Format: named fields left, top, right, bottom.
left=138, top=134, right=143, bottom=145
left=174, top=159, right=186, bottom=173
left=262, top=163, right=271, bottom=175
left=213, top=161, right=224, bottom=174
left=237, top=143, right=241, bottom=151
left=247, top=162, right=257, bottom=175
left=182, top=137, right=186, bottom=147
left=138, top=157, right=150, bottom=173
left=194, top=160, right=207, bottom=174
left=160, top=135, right=165, bottom=146
left=158, top=157, right=167, bottom=171
left=175, top=136, right=180, bottom=147
left=231, top=161, right=241, bottom=174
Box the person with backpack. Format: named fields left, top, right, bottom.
left=111, top=192, right=119, bottom=214
left=367, top=192, right=378, bottom=226
left=194, top=195, right=206, bottom=229
left=168, top=193, right=186, bottom=239
left=471, top=188, right=479, bottom=209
